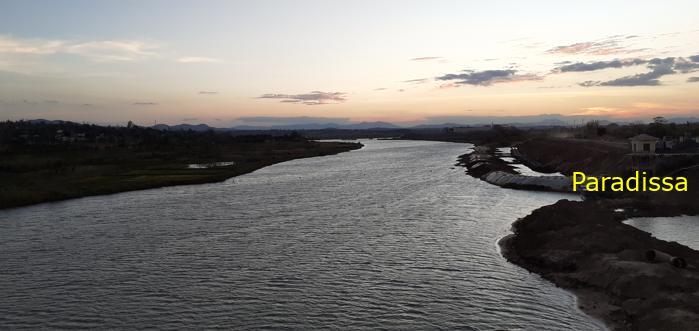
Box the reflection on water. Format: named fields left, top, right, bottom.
left=0, top=140, right=602, bottom=330
left=624, top=215, right=699, bottom=250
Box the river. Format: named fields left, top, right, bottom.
left=0, top=140, right=603, bottom=330
left=625, top=215, right=699, bottom=250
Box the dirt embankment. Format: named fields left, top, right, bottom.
left=502, top=199, right=699, bottom=331
left=458, top=145, right=573, bottom=192
left=456, top=146, right=517, bottom=177
left=514, top=137, right=699, bottom=212
left=514, top=138, right=628, bottom=176
left=500, top=138, right=699, bottom=330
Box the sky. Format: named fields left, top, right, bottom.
left=0, top=0, right=698, bottom=126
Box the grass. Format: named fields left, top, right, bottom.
left=0, top=140, right=361, bottom=210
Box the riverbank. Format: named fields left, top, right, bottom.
left=0, top=139, right=361, bottom=210
left=514, top=138, right=628, bottom=176
left=457, top=145, right=572, bottom=192
left=501, top=199, right=699, bottom=330
left=470, top=137, right=699, bottom=330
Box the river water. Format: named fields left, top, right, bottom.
left=0, top=140, right=602, bottom=330
left=625, top=215, right=699, bottom=250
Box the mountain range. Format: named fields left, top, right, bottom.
left=20, top=116, right=699, bottom=131
left=152, top=121, right=403, bottom=132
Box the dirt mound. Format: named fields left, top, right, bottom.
left=515, top=138, right=628, bottom=176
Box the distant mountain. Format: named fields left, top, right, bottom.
left=667, top=117, right=699, bottom=124
left=409, top=118, right=571, bottom=129
left=275, top=123, right=342, bottom=130
left=228, top=125, right=273, bottom=131
left=230, top=123, right=339, bottom=130
left=151, top=124, right=172, bottom=131
left=511, top=118, right=569, bottom=127
left=152, top=123, right=215, bottom=132
left=148, top=115, right=699, bottom=132
left=410, top=123, right=469, bottom=129
left=229, top=121, right=401, bottom=131
left=339, top=121, right=401, bottom=130
left=28, top=119, right=76, bottom=125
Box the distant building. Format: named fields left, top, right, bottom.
left=629, top=134, right=659, bottom=173
left=629, top=134, right=659, bottom=154
left=660, top=136, right=676, bottom=150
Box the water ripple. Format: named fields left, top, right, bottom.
left=0, top=140, right=602, bottom=330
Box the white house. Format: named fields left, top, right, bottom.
left=629, top=134, right=659, bottom=154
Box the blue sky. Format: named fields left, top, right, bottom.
left=1, top=0, right=698, bottom=125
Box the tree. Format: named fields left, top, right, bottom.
left=649, top=116, right=668, bottom=137
left=653, top=116, right=667, bottom=125
left=584, top=120, right=599, bottom=138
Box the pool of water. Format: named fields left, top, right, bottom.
left=497, top=147, right=565, bottom=177
left=624, top=215, right=699, bottom=250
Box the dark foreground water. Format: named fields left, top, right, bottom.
left=0, top=140, right=603, bottom=330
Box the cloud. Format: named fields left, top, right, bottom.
left=438, top=82, right=460, bottom=89
left=373, top=87, right=387, bottom=91
left=605, top=69, right=672, bottom=87
left=177, top=57, right=223, bottom=63
left=65, top=41, right=155, bottom=62
left=555, top=59, right=647, bottom=72
left=546, top=36, right=647, bottom=56
left=572, top=107, right=619, bottom=116
left=182, top=117, right=198, bottom=122
left=690, top=55, right=699, bottom=62
left=411, top=56, right=442, bottom=61
left=0, top=35, right=156, bottom=61
left=688, top=77, right=699, bottom=83
left=579, top=56, right=699, bottom=87
left=673, top=57, right=699, bottom=73
left=585, top=66, right=671, bottom=87
left=132, top=102, right=158, bottom=106
left=578, top=81, right=600, bottom=87
left=403, top=78, right=429, bottom=84
left=258, top=91, right=347, bottom=105
left=537, top=85, right=571, bottom=89
left=436, top=69, right=542, bottom=86
left=198, top=91, right=218, bottom=95
left=0, top=36, right=64, bottom=54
